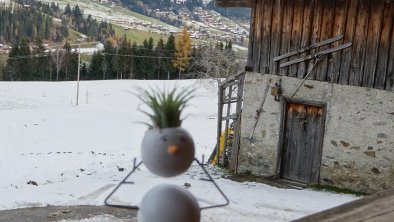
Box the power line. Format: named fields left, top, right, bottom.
left=99, top=52, right=175, bottom=59
left=6, top=54, right=51, bottom=60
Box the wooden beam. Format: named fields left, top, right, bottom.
left=274, top=35, right=343, bottom=62
left=295, top=189, right=394, bottom=222
left=215, top=0, right=253, bottom=7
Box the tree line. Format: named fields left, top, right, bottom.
left=1, top=0, right=115, bottom=44
left=1, top=28, right=240, bottom=82
left=0, top=3, right=54, bottom=44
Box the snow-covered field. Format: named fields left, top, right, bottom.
left=0, top=80, right=357, bottom=221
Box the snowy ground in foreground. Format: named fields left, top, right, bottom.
left=0, top=80, right=358, bottom=221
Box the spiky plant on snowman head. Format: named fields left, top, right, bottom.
left=139, top=87, right=194, bottom=129
left=139, top=87, right=196, bottom=178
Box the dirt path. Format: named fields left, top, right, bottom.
left=0, top=205, right=137, bottom=222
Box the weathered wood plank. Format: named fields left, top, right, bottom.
left=252, top=0, right=263, bottom=72
left=247, top=2, right=256, bottom=68
left=307, top=0, right=323, bottom=80
left=288, top=0, right=304, bottom=77
left=386, top=20, right=394, bottom=91
left=349, top=0, right=371, bottom=86
left=374, top=2, right=394, bottom=89
left=362, top=0, right=384, bottom=87
left=316, top=0, right=335, bottom=81
left=327, top=0, right=348, bottom=83
left=259, top=0, right=273, bottom=74
left=230, top=74, right=245, bottom=172
left=279, top=0, right=295, bottom=76
left=269, top=0, right=284, bottom=75
left=215, top=0, right=253, bottom=7
left=339, top=0, right=359, bottom=85
left=274, top=35, right=343, bottom=61
left=280, top=42, right=352, bottom=68
left=297, top=0, right=314, bottom=78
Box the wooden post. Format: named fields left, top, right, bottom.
left=216, top=86, right=224, bottom=166
left=76, top=43, right=81, bottom=106
left=230, top=73, right=245, bottom=172
left=221, top=86, right=233, bottom=166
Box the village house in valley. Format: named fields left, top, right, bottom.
left=215, top=0, right=394, bottom=193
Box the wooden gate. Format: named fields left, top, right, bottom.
left=216, top=71, right=245, bottom=172
left=279, top=100, right=326, bottom=184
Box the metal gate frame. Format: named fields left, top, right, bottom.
left=216, top=70, right=245, bottom=172
left=276, top=97, right=327, bottom=184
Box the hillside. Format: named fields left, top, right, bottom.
left=38, top=0, right=249, bottom=50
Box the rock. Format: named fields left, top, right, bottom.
left=371, top=167, right=381, bottom=174
left=27, top=180, right=38, bottom=186
left=340, top=141, right=350, bottom=148
left=117, top=166, right=125, bottom=172
left=183, top=182, right=191, bottom=188
left=364, top=151, right=376, bottom=158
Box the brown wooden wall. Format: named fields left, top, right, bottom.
left=247, top=0, right=394, bottom=91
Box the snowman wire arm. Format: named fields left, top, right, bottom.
left=104, top=157, right=230, bottom=210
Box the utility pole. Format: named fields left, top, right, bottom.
left=76, top=43, right=81, bottom=106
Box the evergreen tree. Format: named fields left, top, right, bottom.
left=63, top=42, right=72, bottom=80
left=88, top=52, right=103, bottom=80
left=18, top=39, right=33, bottom=80
left=81, top=62, right=88, bottom=79
left=163, top=34, right=176, bottom=79
left=64, top=3, right=72, bottom=15
left=4, top=43, right=20, bottom=80
left=142, top=37, right=155, bottom=79
left=154, top=38, right=165, bottom=80
left=103, top=40, right=115, bottom=79
left=32, top=39, right=49, bottom=80
left=67, top=49, right=79, bottom=80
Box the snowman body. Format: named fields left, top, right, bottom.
left=138, top=184, right=200, bottom=222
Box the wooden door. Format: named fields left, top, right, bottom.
left=280, top=102, right=325, bottom=184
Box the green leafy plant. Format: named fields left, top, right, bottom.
left=138, top=87, right=194, bottom=129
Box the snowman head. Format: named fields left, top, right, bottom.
left=141, top=127, right=195, bottom=177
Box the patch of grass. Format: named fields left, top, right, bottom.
left=308, top=184, right=367, bottom=196
left=112, top=24, right=168, bottom=44
left=234, top=48, right=248, bottom=59
left=67, top=29, right=84, bottom=42
left=110, top=5, right=170, bottom=27
left=80, top=54, right=92, bottom=63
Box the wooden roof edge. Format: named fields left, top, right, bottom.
left=215, top=0, right=394, bottom=8
left=215, top=0, right=253, bottom=8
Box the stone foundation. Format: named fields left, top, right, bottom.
left=238, top=73, right=394, bottom=193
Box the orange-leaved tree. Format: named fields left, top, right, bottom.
left=173, top=27, right=192, bottom=79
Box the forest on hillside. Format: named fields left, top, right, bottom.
left=118, top=0, right=251, bottom=25
left=0, top=0, right=115, bottom=44
left=0, top=0, right=244, bottom=82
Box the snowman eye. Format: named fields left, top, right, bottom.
left=179, top=136, right=186, bottom=142
left=161, top=136, right=168, bottom=142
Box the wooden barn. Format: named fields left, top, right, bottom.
left=214, top=0, right=394, bottom=193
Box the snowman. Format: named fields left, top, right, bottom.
left=138, top=88, right=200, bottom=222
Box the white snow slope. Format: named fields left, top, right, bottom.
left=0, top=80, right=357, bottom=222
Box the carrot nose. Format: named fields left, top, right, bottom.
left=167, top=145, right=179, bottom=155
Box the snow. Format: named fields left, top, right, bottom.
left=0, top=80, right=358, bottom=221
left=58, top=215, right=134, bottom=222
